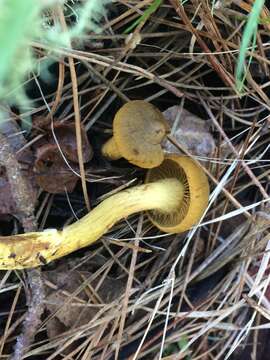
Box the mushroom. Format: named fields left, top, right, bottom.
left=146, top=154, right=209, bottom=233
left=102, top=100, right=170, bottom=168
left=0, top=154, right=209, bottom=270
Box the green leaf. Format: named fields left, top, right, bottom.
left=124, top=0, right=163, bottom=34
left=236, top=0, right=265, bottom=92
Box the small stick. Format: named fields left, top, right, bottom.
left=0, top=132, right=44, bottom=360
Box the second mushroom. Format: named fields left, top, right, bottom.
left=102, top=100, right=170, bottom=168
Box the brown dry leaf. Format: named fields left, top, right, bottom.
left=34, top=143, right=79, bottom=194
left=0, top=114, right=37, bottom=216
left=50, top=122, right=93, bottom=163
left=46, top=317, right=67, bottom=346
left=44, top=267, right=124, bottom=331
left=33, top=119, right=93, bottom=164
left=163, top=106, right=216, bottom=157
left=34, top=122, right=93, bottom=194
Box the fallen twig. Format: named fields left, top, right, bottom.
left=0, top=131, right=44, bottom=360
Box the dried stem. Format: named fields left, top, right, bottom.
left=0, top=132, right=44, bottom=360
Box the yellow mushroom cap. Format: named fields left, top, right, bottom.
left=113, top=100, right=170, bottom=168
left=145, top=154, right=209, bottom=233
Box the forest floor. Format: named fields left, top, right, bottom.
left=1, top=1, right=270, bottom=359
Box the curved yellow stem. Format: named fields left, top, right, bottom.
left=101, top=137, right=121, bottom=160
left=0, top=179, right=183, bottom=270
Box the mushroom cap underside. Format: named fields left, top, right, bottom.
left=145, top=154, right=209, bottom=233
left=114, top=100, right=170, bottom=168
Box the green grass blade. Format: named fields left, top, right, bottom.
left=124, top=0, right=163, bottom=34
left=236, top=0, right=265, bottom=92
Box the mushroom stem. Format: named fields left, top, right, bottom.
left=101, top=137, right=121, bottom=160
left=0, top=179, right=184, bottom=270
